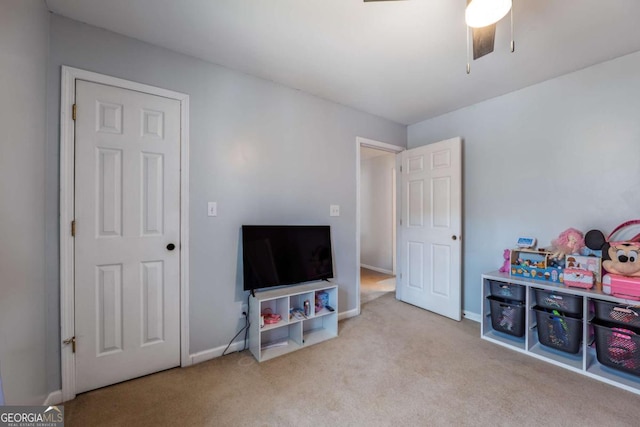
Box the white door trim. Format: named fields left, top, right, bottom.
left=59, top=66, right=190, bottom=402
left=355, top=136, right=404, bottom=314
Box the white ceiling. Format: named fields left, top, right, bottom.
left=45, top=0, right=640, bottom=125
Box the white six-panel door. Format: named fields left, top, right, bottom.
left=74, top=80, right=181, bottom=393
left=396, top=137, right=462, bottom=320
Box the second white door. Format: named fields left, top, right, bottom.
left=396, top=137, right=462, bottom=320
left=74, top=80, right=181, bottom=393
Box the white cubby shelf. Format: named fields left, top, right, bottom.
left=482, top=271, right=640, bottom=396
left=249, top=281, right=338, bottom=362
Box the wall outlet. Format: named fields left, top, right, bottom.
left=330, top=204, right=340, bottom=217
left=208, top=201, right=217, bottom=217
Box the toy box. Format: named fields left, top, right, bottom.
left=509, top=249, right=564, bottom=283
left=564, top=254, right=602, bottom=284
left=315, top=291, right=329, bottom=312
left=603, top=274, right=640, bottom=300
left=563, top=268, right=595, bottom=289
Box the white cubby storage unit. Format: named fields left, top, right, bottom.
left=482, top=271, right=640, bottom=395
left=249, top=281, right=338, bottom=362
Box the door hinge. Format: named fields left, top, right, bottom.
left=72, top=104, right=77, bottom=121
left=400, top=218, right=403, bottom=226
left=63, top=336, right=76, bottom=353
left=71, top=220, right=76, bottom=237
left=400, top=165, right=403, bottom=173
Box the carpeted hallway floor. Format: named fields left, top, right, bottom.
left=360, top=267, right=395, bottom=304
left=63, top=293, right=640, bottom=426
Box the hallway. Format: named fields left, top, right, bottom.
left=360, top=267, right=395, bottom=304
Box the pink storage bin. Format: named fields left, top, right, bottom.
left=603, top=274, right=640, bottom=301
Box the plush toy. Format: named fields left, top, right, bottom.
left=498, top=249, right=510, bottom=273
left=550, top=228, right=585, bottom=260
left=586, top=228, right=640, bottom=278
left=585, top=223, right=640, bottom=299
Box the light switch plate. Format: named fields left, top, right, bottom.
left=208, top=202, right=217, bottom=217
left=330, top=205, right=340, bottom=217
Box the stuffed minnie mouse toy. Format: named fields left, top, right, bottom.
left=585, top=229, right=640, bottom=278
left=585, top=223, right=640, bottom=298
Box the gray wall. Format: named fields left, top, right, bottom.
left=45, top=15, right=406, bottom=391
left=0, top=0, right=49, bottom=404
left=361, top=153, right=395, bottom=272
left=408, top=51, right=640, bottom=315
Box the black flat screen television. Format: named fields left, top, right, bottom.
left=242, top=225, right=333, bottom=292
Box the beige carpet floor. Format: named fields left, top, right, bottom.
left=64, top=293, right=640, bottom=426
left=360, top=268, right=395, bottom=304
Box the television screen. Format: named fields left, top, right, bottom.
left=242, top=225, right=333, bottom=292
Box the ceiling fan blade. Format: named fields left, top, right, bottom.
left=472, top=24, right=496, bottom=60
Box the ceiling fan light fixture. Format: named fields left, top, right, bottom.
left=465, top=0, right=512, bottom=28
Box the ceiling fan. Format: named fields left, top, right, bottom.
left=363, top=0, right=514, bottom=72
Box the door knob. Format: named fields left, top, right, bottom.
left=166, top=243, right=176, bottom=251
left=451, top=235, right=457, bottom=241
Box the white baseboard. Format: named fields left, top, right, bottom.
left=360, top=264, right=393, bottom=275
left=463, top=310, right=481, bottom=323
left=44, top=390, right=63, bottom=405
left=190, top=340, right=247, bottom=365
left=338, top=308, right=359, bottom=321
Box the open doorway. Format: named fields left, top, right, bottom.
left=360, top=266, right=395, bottom=304
left=356, top=137, right=404, bottom=310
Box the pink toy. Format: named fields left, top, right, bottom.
left=550, top=228, right=585, bottom=260
left=603, top=274, right=640, bottom=300
left=564, top=268, right=594, bottom=289
left=499, top=249, right=510, bottom=273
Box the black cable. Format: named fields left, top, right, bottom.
left=243, top=293, right=250, bottom=350
left=222, top=293, right=252, bottom=356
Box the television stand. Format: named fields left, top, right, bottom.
left=249, top=281, right=338, bottom=362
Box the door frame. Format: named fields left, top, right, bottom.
left=355, top=136, right=404, bottom=314
left=59, top=66, right=190, bottom=401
